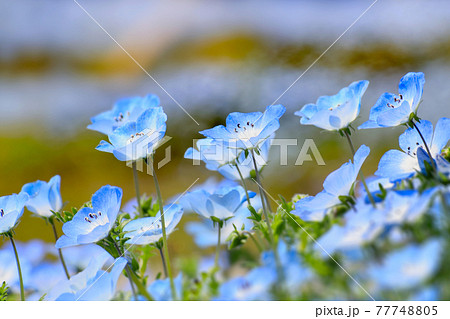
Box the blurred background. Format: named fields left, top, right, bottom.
left=1, top=0, right=449, bottom=260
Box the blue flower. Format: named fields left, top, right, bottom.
left=292, top=145, right=370, bottom=222
left=375, top=118, right=450, bottom=181
left=55, top=185, right=123, bottom=248
left=0, top=192, right=29, bottom=234
left=21, top=175, right=62, bottom=218
left=185, top=136, right=272, bottom=181
left=199, top=104, right=285, bottom=149
left=295, top=80, right=369, bottom=131
left=261, top=241, right=312, bottom=294
left=185, top=203, right=254, bottom=248
left=123, top=204, right=183, bottom=245
left=46, top=255, right=127, bottom=301
left=88, top=94, right=160, bottom=135
left=359, top=72, right=425, bottom=129
left=96, top=107, right=167, bottom=161
left=216, top=266, right=277, bottom=301
left=184, top=186, right=255, bottom=221
left=148, top=274, right=183, bottom=301
left=367, top=240, right=442, bottom=290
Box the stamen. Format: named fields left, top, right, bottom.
left=237, top=124, right=241, bottom=128
left=0, top=209, right=4, bottom=217
left=98, top=211, right=102, bottom=216
left=84, top=217, right=92, bottom=223
left=399, top=94, right=403, bottom=99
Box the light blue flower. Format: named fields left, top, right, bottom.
left=56, top=185, right=123, bottom=248
left=292, top=145, right=370, bottom=222
left=21, top=175, right=62, bottom=218
left=88, top=94, right=160, bottom=135
left=185, top=204, right=254, bottom=248
left=123, top=204, right=183, bottom=245
left=96, top=107, right=167, bottom=161
left=216, top=266, right=277, bottom=301
left=199, top=104, right=285, bottom=149
left=59, top=244, right=113, bottom=272
left=261, top=241, right=312, bottom=294
left=148, top=273, right=183, bottom=301
left=184, top=186, right=255, bottom=221
left=185, top=136, right=272, bottom=181
left=367, top=239, right=442, bottom=290
left=375, top=118, right=450, bottom=181
left=295, top=80, right=369, bottom=130
left=0, top=244, right=31, bottom=292
left=46, top=255, right=127, bottom=301
left=359, top=72, right=425, bottom=129
left=0, top=192, right=29, bottom=234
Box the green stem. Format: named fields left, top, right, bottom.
left=250, top=149, right=284, bottom=281
left=149, top=157, right=177, bottom=300
left=132, top=161, right=143, bottom=217
left=235, top=163, right=252, bottom=205
left=158, top=246, right=168, bottom=278
left=215, top=224, right=222, bottom=268
left=50, top=220, right=70, bottom=279
left=9, top=235, right=24, bottom=301
left=344, top=131, right=376, bottom=208
left=111, top=239, right=138, bottom=301
left=243, top=231, right=263, bottom=253
left=413, top=122, right=437, bottom=171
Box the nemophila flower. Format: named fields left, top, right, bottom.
left=56, top=185, right=123, bottom=248
left=216, top=266, right=277, bottom=301
left=148, top=274, right=182, bottom=301
left=367, top=239, right=442, bottom=290
left=375, top=118, right=450, bottom=181
left=292, top=145, right=370, bottom=222
left=27, top=262, right=67, bottom=293
left=199, top=104, right=285, bottom=149
left=359, top=72, right=425, bottom=129
left=88, top=94, right=160, bottom=135
left=21, top=175, right=62, bottom=218
left=46, top=255, right=127, bottom=301
left=96, top=107, right=167, bottom=161
left=185, top=136, right=272, bottom=181
left=261, top=241, right=312, bottom=293
left=295, top=80, right=369, bottom=131
left=57, top=244, right=113, bottom=272
left=123, top=204, right=183, bottom=245
left=0, top=192, right=29, bottom=234
left=317, top=201, right=382, bottom=256
left=185, top=204, right=254, bottom=248
left=184, top=186, right=255, bottom=221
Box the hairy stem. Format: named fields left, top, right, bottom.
left=112, top=240, right=138, bottom=301
left=150, top=158, right=177, bottom=300
left=235, top=163, right=251, bottom=205
left=158, top=246, right=168, bottom=278
left=132, top=161, right=143, bottom=217
left=9, top=235, right=24, bottom=301
left=413, top=122, right=437, bottom=171
left=215, top=224, right=222, bottom=268
left=344, top=131, right=376, bottom=208
left=50, top=220, right=70, bottom=279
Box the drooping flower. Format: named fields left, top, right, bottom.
left=375, top=118, right=450, bottom=181
left=148, top=274, right=183, bottom=301
left=367, top=240, right=442, bottom=290
left=292, top=145, right=370, bottom=222
left=88, top=94, right=160, bottom=135
left=21, top=175, right=62, bottom=218
left=359, top=72, right=425, bottom=129
left=199, top=105, right=285, bottom=149
left=295, top=80, right=369, bottom=131
left=184, top=136, right=272, bottom=181
left=46, top=255, right=127, bottom=301
left=96, top=107, right=167, bottom=161
left=123, top=204, right=183, bottom=245
left=184, top=186, right=255, bottom=221
left=0, top=192, right=29, bottom=234
left=55, top=185, right=123, bottom=248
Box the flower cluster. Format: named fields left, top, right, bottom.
left=1, top=71, right=449, bottom=301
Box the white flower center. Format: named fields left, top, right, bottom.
left=233, top=122, right=258, bottom=141
left=127, top=128, right=156, bottom=145
left=386, top=94, right=404, bottom=109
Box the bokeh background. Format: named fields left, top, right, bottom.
left=1, top=0, right=450, bottom=263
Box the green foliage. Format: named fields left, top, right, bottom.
left=0, top=282, right=8, bottom=301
